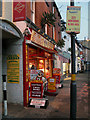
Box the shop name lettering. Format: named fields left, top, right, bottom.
left=32, top=94, right=41, bottom=97
left=31, top=84, right=41, bottom=86
left=32, top=91, right=41, bottom=94
left=31, top=100, right=45, bottom=104
left=32, top=87, right=40, bottom=91
left=31, top=30, right=54, bottom=49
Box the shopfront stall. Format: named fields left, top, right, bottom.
left=23, top=28, right=57, bottom=106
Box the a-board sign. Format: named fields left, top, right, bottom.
left=53, top=68, right=61, bottom=85
left=53, top=68, right=61, bottom=75
left=47, top=77, right=56, bottom=92
left=30, top=99, right=46, bottom=108
left=30, top=80, right=43, bottom=98
left=53, top=75, right=60, bottom=84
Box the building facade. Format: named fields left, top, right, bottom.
left=1, top=0, right=64, bottom=107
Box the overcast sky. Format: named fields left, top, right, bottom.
left=55, top=0, right=89, bottom=40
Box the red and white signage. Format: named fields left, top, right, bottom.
left=53, top=75, right=60, bottom=84
left=53, top=68, right=61, bottom=75
left=30, top=99, right=46, bottom=107
left=30, top=80, right=43, bottom=98
left=13, top=0, right=26, bottom=22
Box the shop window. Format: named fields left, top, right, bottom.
left=45, top=52, right=51, bottom=58
left=52, top=6, right=54, bottom=14
left=45, top=59, right=52, bottom=78
left=52, top=6, right=55, bottom=40
left=28, top=47, right=37, bottom=69
left=53, top=26, right=55, bottom=40
left=29, top=60, right=37, bottom=69
left=45, top=52, right=52, bottom=78
left=39, top=60, right=44, bottom=72
left=45, top=24, right=47, bottom=34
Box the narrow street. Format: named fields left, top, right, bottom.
left=2, top=71, right=89, bottom=119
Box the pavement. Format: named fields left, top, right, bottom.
left=2, top=71, right=90, bottom=120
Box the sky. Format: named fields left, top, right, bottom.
left=54, top=0, right=89, bottom=40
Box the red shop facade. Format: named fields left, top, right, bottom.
left=23, top=28, right=57, bottom=106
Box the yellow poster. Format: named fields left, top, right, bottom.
left=66, top=6, right=81, bottom=34
left=48, top=78, right=56, bottom=90
left=7, top=55, right=19, bottom=83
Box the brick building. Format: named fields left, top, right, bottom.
left=1, top=0, right=63, bottom=107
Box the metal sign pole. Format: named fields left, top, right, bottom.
left=70, top=0, right=77, bottom=119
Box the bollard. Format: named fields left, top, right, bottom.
left=2, top=75, right=7, bottom=116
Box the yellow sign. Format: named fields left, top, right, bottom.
left=7, top=55, right=19, bottom=83
left=31, top=30, right=54, bottom=50
left=66, top=6, right=81, bottom=34
left=48, top=78, right=56, bottom=91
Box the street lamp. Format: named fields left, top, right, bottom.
left=70, top=0, right=77, bottom=120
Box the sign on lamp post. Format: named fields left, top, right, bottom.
left=66, top=6, right=81, bottom=34
left=66, top=0, right=81, bottom=119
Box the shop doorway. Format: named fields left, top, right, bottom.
left=23, top=42, right=53, bottom=106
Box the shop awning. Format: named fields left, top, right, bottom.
left=26, top=40, right=58, bottom=54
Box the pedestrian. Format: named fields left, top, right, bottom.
left=31, top=65, right=35, bottom=69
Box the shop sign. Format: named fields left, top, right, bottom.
left=53, top=68, right=61, bottom=85
left=30, top=99, right=46, bottom=107
left=53, top=75, right=60, bottom=84
left=53, top=68, right=61, bottom=75
left=30, top=70, right=41, bottom=80
left=66, top=6, right=81, bottom=34
left=13, top=0, right=26, bottom=22
left=30, top=80, right=43, bottom=98
left=47, top=77, right=56, bottom=92
left=7, top=55, right=19, bottom=83
left=31, top=30, right=54, bottom=50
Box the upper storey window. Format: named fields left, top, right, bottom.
left=31, top=0, right=35, bottom=23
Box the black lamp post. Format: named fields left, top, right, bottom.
left=70, top=0, right=77, bottom=120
